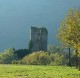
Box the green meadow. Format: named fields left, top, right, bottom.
left=0, top=65, right=80, bottom=78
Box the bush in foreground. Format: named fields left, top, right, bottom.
left=21, top=51, right=51, bottom=65
left=50, top=53, right=67, bottom=65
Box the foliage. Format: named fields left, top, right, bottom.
left=0, top=48, right=68, bottom=65
left=48, top=45, right=65, bottom=54
left=21, top=51, right=68, bottom=65
left=14, top=49, right=29, bottom=59
left=50, top=53, right=67, bottom=65
left=48, top=45, right=69, bottom=65
left=58, top=9, right=80, bottom=50
left=57, top=9, right=80, bottom=69
left=11, top=60, right=19, bottom=64
left=70, top=53, right=80, bottom=69
left=21, top=51, right=51, bottom=65
left=0, top=48, right=18, bottom=64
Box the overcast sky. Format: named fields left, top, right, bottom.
left=0, top=0, right=80, bottom=51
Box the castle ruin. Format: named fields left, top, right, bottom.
left=30, top=27, right=48, bottom=52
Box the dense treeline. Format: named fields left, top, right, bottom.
left=0, top=45, right=79, bottom=67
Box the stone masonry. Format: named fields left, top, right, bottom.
left=30, top=27, right=48, bottom=52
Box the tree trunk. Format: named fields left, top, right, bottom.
left=69, top=46, right=71, bottom=66
left=78, top=58, right=80, bottom=71
left=75, top=49, right=78, bottom=68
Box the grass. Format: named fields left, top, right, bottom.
left=0, top=64, right=80, bottom=78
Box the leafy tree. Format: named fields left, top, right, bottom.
left=48, top=45, right=64, bottom=54
left=58, top=9, right=80, bottom=51
left=14, top=49, right=29, bottom=59
left=0, top=48, right=18, bottom=64
left=58, top=9, right=80, bottom=68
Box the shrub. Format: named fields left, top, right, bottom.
left=50, top=53, right=67, bottom=65
left=11, top=60, right=19, bottom=64
left=22, top=51, right=51, bottom=65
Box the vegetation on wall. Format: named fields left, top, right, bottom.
left=28, top=40, right=33, bottom=52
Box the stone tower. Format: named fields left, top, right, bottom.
left=30, top=27, right=48, bottom=52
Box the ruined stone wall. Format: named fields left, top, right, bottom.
left=30, top=27, right=48, bottom=52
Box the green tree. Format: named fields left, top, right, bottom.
left=0, top=48, right=18, bottom=64
left=48, top=45, right=64, bottom=54
left=14, top=49, right=29, bottom=59
left=58, top=9, right=80, bottom=68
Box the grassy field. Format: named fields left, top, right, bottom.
left=0, top=65, right=80, bottom=78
